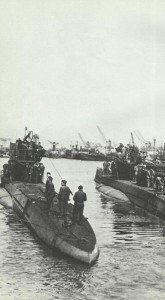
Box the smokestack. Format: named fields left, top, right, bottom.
left=53, top=142, right=55, bottom=151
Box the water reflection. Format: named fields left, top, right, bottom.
left=2, top=208, right=93, bottom=297
left=0, top=158, right=165, bottom=299
left=99, top=191, right=165, bottom=251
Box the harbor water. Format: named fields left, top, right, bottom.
left=0, top=158, right=165, bottom=300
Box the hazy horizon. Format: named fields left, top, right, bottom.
left=0, top=0, right=165, bottom=148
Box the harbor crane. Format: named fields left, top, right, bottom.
left=97, top=126, right=111, bottom=150
left=133, top=130, right=148, bottom=144
left=78, top=133, right=86, bottom=146
left=78, top=133, right=91, bottom=148
left=97, top=126, right=107, bottom=143
left=133, top=130, right=152, bottom=150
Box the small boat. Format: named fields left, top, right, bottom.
left=1, top=131, right=99, bottom=264
left=70, top=151, right=106, bottom=161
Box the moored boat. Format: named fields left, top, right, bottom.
left=71, top=151, right=105, bottom=161
left=0, top=131, right=99, bottom=264
left=95, top=167, right=165, bottom=220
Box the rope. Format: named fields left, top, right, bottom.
left=49, top=158, right=63, bottom=179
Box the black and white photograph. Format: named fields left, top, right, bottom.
left=0, top=1, right=165, bottom=299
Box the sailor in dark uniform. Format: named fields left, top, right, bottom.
left=58, top=180, right=72, bottom=218
left=73, top=185, right=87, bottom=224
left=46, top=172, right=51, bottom=189
left=45, top=176, right=56, bottom=211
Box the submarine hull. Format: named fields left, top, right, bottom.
left=96, top=183, right=129, bottom=201
left=95, top=168, right=165, bottom=220
left=5, top=182, right=99, bottom=265
left=0, top=188, right=13, bottom=208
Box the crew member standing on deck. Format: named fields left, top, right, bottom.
left=58, top=180, right=73, bottom=218
left=45, top=176, right=56, bottom=211
left=46, top=172, right=51, bottom=189
left=73, top=185, right=87, bottom=224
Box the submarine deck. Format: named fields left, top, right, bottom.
left=5, top=182, right=96, bottom=253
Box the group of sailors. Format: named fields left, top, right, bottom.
left=1, top=131, right=46, bottom=185
left=2, top=164, right=87, bottom=224
left=14, top=131, right=45, bottom=162
left=115, top=143, right=144, bottom=164
left=2, top=160, right=45, bottom=184
left=102, top=160, right=165, bottom=195
left=21, top=162, right=45, bottom=183
left=134, top=164, right=165, bottom=195
left=45, top=174, right=87, bottom=224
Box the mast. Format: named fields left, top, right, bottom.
left=130, top=132, right=135, bottom=146
left=24, top=126, right=28, bottom=138
left=97, top=126, right=111, bottom=151
left=153, top=137, right=156, bottom=155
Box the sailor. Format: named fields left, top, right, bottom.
left=16, top=138, right=23, bottom=159
left=150, top=168, right=155, bottom=188
left=134, top=165, right=138, bottom=183
left=72, top=185, right=87, bottom=224
left=23, top=163, right=30, bottom=182
left=38, top=163, right=45, bottom=182
left=45, top=176, right=56, bottom=211
left=140, top=165, right=147, bottom=187
left=16, top=138, right=22, bottom=150
left=32, top=163, right=39, bottom=183
left=28, top=164, right=33, bottom=183
left=111, top=161, right=117, bottom=177
left=137, top=164, right=143, bottom=186
left=155, top=175, right=163, bottom=195
left=2, top=163, right=10, bottom=184
left=103, top=161, right=110, bottom=175
left=36, top=142, right=46, bottom=162
left=146, top=168, right=151, bottom=188
left=46, top=172, right=51, bottom=189
left=8, top=160, right=15, bottom=182
left=58, top=180, right=73, bottom=218
left=163, top=177, right=165, bottom=195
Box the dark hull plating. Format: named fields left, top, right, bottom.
left=95, top=168, right=165, bottom=220
left=5, top=182, right=99, bottom=264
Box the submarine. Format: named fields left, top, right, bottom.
left=0, top=131, right=99, bottom=264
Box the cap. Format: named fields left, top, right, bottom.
left=62, top=180, right=67, bottom=184
left=78, top=185, right=83, bottom=190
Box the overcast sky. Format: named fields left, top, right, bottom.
left=0, top=0, right=165, bottom=148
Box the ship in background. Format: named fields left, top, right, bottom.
left=0, top=138, right=11, bottom=158
left=46, top=126, right=116, bottom=161
left=41, top=127, right=165, bottom=163
left=67, top=126, right=118, bottom=161
left=94, top=131, right=165, bottom=220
